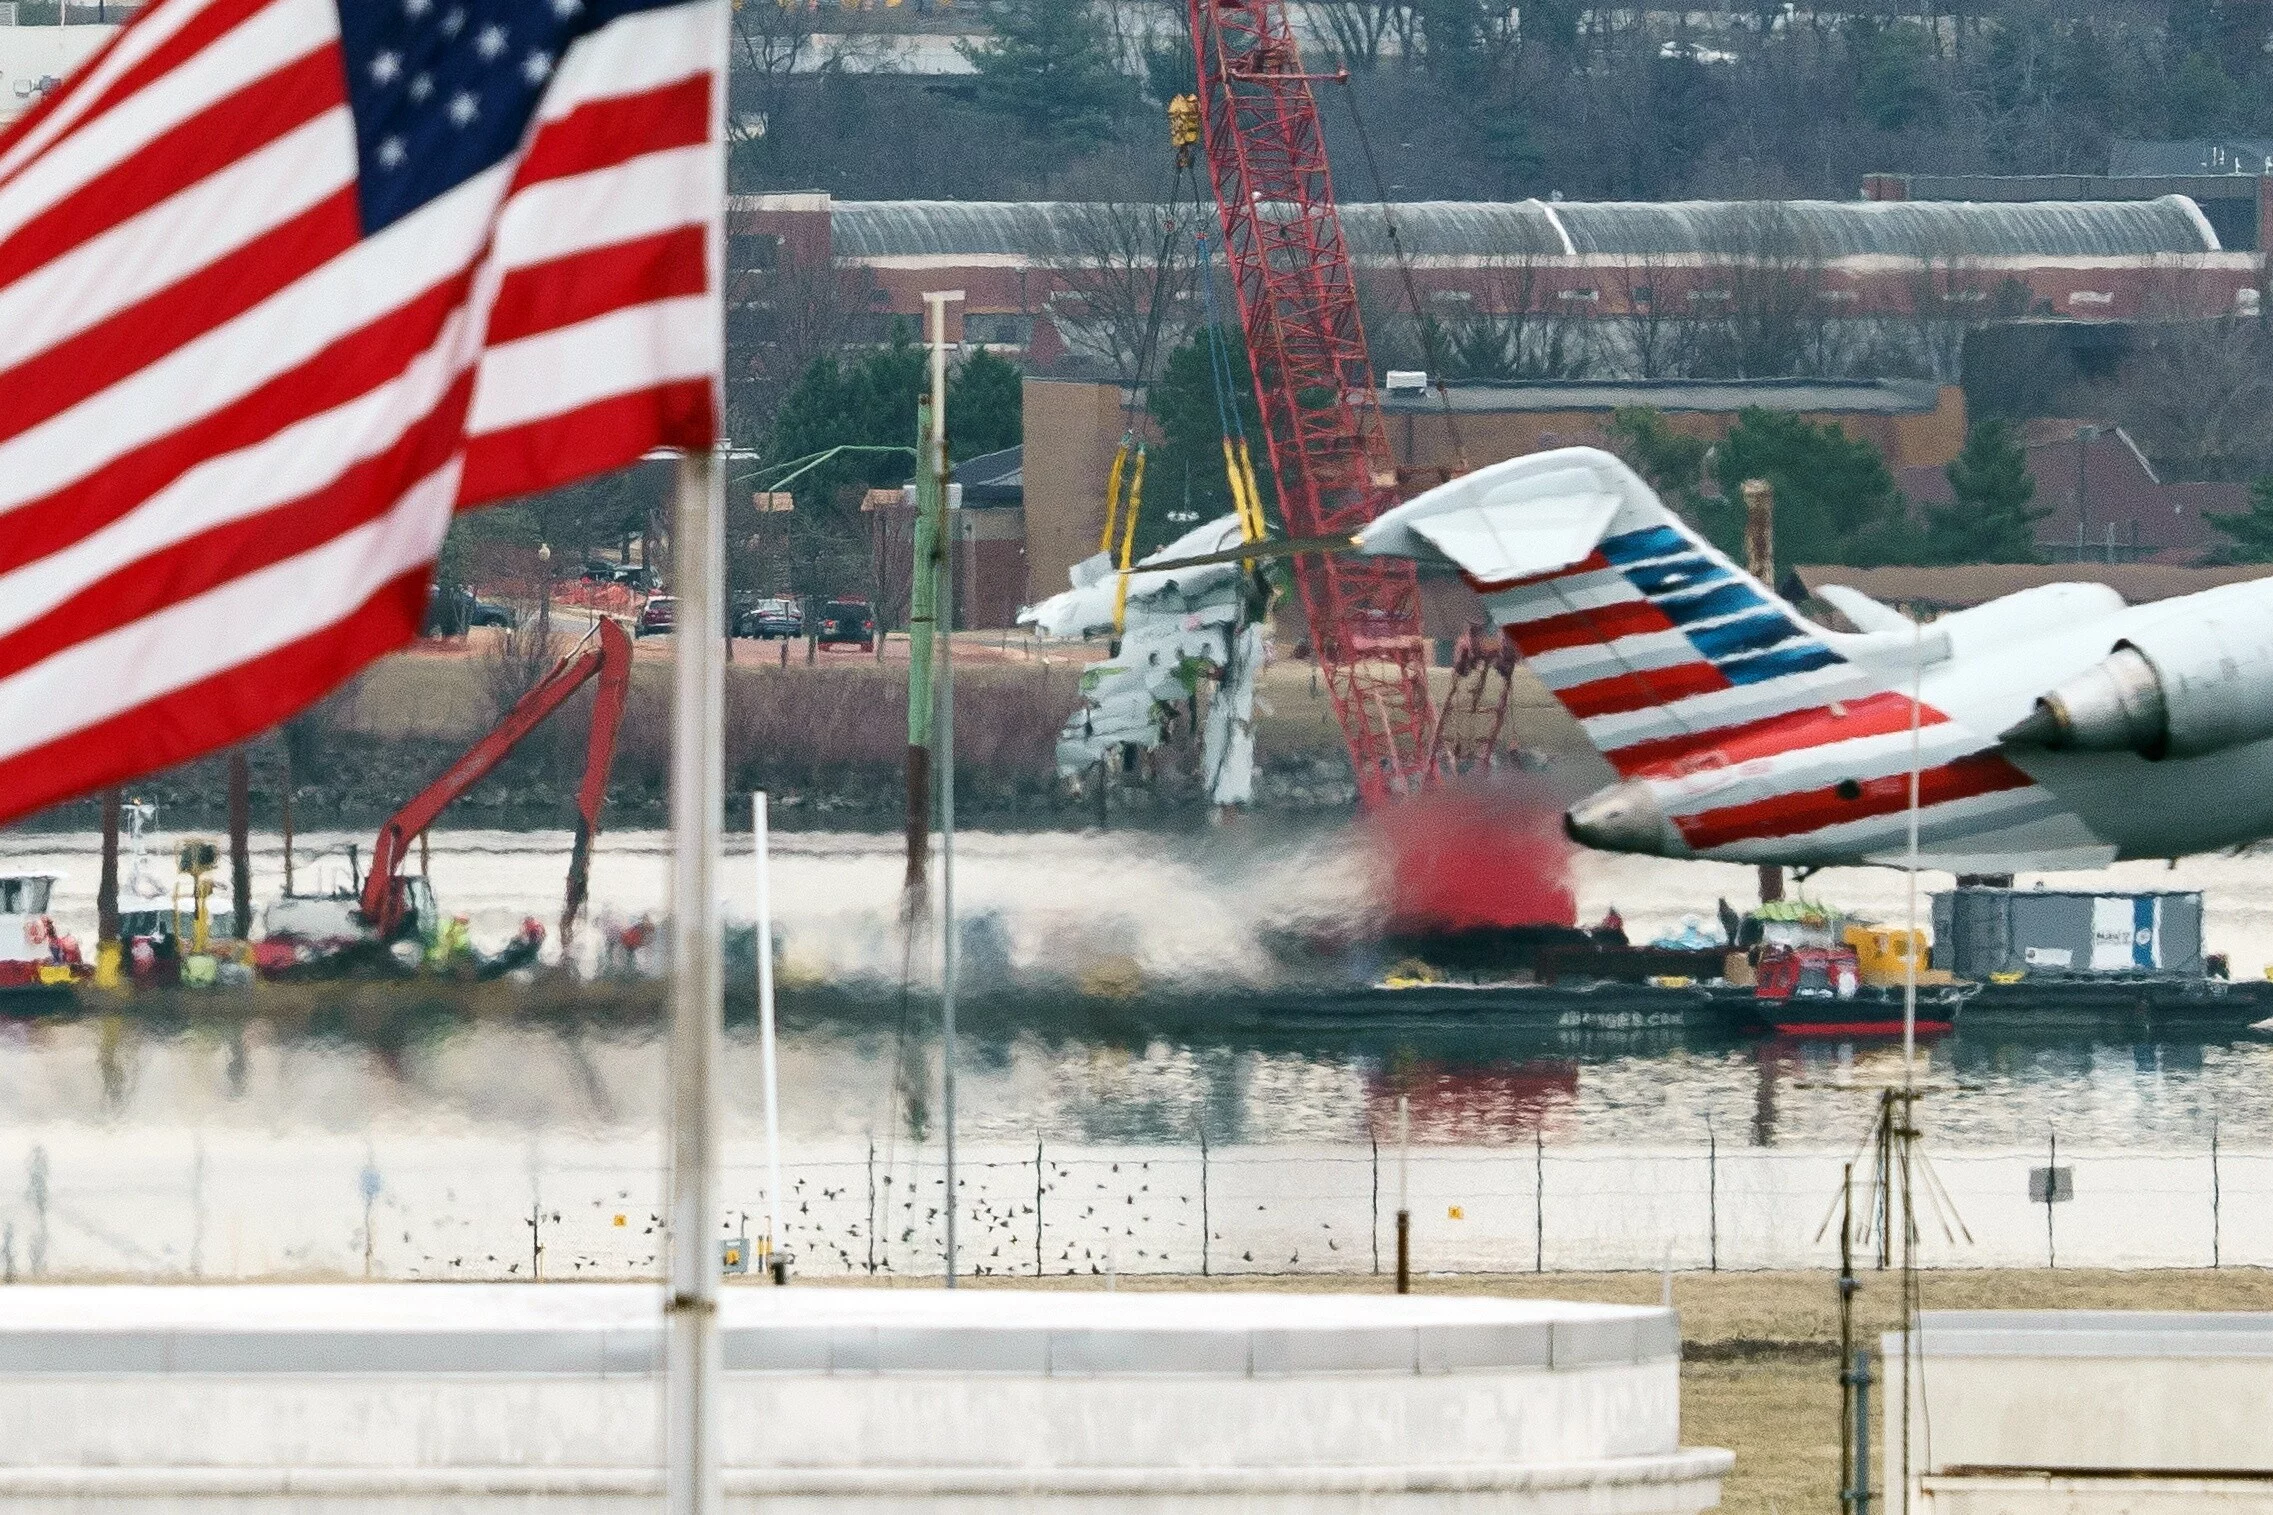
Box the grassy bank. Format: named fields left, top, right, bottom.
left=18, top=631, right=1605, bottom=832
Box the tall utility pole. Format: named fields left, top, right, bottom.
left=227, top=749, right=252, bottom=940
left=96, top=790, right=120, bottom=988
left=923, top=289, right=963, bottom=1288
left=2073, top=424, right=2098, bottom=562
left=1740, top=479, right=1785, bottom=905
left=904, top=395, right=939, bottom=902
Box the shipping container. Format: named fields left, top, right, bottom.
left=1929, top=888, right=2203, bottom=979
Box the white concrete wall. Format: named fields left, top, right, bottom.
left=0, top=1285, right=1733, bottom=1513
left=1889, top=1312, right=2273, bottom=1515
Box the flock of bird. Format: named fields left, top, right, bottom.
left=389, top=1154, right=1374, bottom=1280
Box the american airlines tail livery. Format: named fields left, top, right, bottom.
left=1356, top=447, right=2273, bottom=872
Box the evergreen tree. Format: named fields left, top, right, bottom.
left=1143, top=325, right=1273, bottom=557
left=1923, top=420, right=2043, bottom=563
left=764, top=327, right=1018, bottom=513
left=2166, top=51, right=2238, bottom=136
left=948, top=348, right=1024, bottom=460
left=1856, top=24, right=1940, bottom=132
left=2208, top=477, right=2273, bottom=563
left=1606, top=407, right=1709, bottom=514
left=1709, top=408, right=1910, bottom=568
left=958, top=0, right=1138, bottom=147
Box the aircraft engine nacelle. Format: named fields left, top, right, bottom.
left=2005, top=598, right=2273, bottom=760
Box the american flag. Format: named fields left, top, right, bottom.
left=0, top=0, right=722, bottom=824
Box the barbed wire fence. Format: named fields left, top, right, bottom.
left=1, top=1126, right=2265, bottom=1281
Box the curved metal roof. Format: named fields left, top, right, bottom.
left=830, top=195, right=2221, bottom=260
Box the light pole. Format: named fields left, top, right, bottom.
left=2074, top=425, right=2100, bottom=562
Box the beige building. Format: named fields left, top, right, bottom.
left=1381, top=378, right=1967, bottom=477
left=1019, top=376, right=1969, bottom=609
left=1020, top=377, right=1153, bottom=606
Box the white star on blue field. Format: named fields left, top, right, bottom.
left=338, top=0, right=688, bottom=233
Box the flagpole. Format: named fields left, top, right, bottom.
left=665, top=446, right=725, bottom=1515
left=754, top=790, right=783, bottom=1280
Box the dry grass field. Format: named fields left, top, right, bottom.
left=342, top=632, right=1598, bottom=775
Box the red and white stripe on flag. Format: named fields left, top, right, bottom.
left=0, top=0, right=723, bottom=826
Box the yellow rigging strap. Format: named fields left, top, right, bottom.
left=1099, top=431, right=1135, bottom=555
left=1233, top=437, right=1266, bottom=544
left=1110, top=444, right=1148, bottom=636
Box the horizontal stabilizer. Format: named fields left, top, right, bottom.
left=1358, top=457, right=1625, bottom=582
left=1815, top=583, right=1912, bottom=635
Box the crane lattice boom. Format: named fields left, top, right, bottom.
left=1188, top=0, right=1437, bottom=804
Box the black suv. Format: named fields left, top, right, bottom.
left=815, top=599, right=876, bottom=650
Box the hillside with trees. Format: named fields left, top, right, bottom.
left=733, top=0, right=2273, bottom=204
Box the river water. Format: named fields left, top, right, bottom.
left=3, top=824, right=2272, bottom=1278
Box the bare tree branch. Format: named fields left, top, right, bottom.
left=1042, top=199, right=1196, bottom=382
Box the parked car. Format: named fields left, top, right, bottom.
left=735, top=597, right=803, bottom=639
left=423, top=584, right=515, bottom=635
left=815, top=599, right=876, bottom=651
left=637, top=596, right=677, bottom=637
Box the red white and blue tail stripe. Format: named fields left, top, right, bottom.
left=1360, top=449, right=2088, bottom=865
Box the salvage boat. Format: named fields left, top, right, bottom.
left=0, top=871, right=85, bottom=1007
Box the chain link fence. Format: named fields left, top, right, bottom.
left=1, top=1126, right=2264, bottom=1281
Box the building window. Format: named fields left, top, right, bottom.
left=727, top=232, right=780, bottom=271
left=963, top=312, right=1035, bottom=347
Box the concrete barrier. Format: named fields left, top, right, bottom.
left=1889, top=1311, right=2273, bottom=1515
left=0, top=1284, right=1731, bottom=1512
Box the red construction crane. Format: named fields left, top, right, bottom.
left=1186, top=0, right=1438, bottom=805
left=360, top=618, right=633, bottom=950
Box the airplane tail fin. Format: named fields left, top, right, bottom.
left=1360, top=448, right=1877, bottom=776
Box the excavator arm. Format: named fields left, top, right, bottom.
left=360, top=618, right=634, bottom=942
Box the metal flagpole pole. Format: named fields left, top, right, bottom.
left=1905, top=618, right=1921, bottom=1076
left=664, top=0, right=731, bottom=1500
left=755, top=792, right=784, bottom=1282
left=923, top=288, right=962, bottom=1287
left=665, top=447, right=726, bottom=1515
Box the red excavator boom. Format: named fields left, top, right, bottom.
left=360, top=618, right=633, bottom=947
left=1188, top=0, right=1437, bottom=804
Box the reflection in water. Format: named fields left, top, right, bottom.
left=1, top=1005, right=2269, bottom=1279
left=2, top=1007, right=2268, bottom=1152
left=3, top=823, right=2270, bottom=1177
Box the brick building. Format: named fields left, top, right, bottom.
left=733, top=192, right=2259, bottom=372
left=1894, top=420, right=2249, bottom=565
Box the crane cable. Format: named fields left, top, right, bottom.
left=1097, top=120, right=1212, bottom=631
left=1193, top=229, right=1268, bottom=550
left=1337, top=77, right=1468, bottom=476
left=1100, top=109, right=1214, bottom=635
